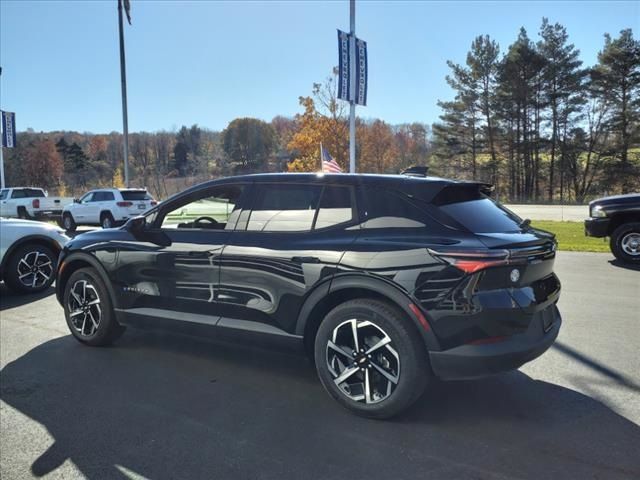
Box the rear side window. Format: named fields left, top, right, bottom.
left=0, top=190, right=7, bottom=200
left=362, top=188, right=435, bottom=229
left=315, top=185, right=354, bottom=229
left=121, top=190, right=152, bottom=201
left=94, top=191, right=115, bottom=201
left=247, top=184, right=322, bottom=232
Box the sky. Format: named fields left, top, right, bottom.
left=0, top=0, right=638, bottom=134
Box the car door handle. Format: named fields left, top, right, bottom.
left=292, top=256, right=321, bottom=264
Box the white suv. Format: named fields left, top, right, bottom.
left=62, top=188, right=157, bottom=231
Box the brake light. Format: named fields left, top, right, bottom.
left=32, top=199, right=40, bottom=208
left=150, top=201, right=158, bottom=206
left=428, top=248, right=510, bottom=274
left=117, top=201, right=133, bottom=207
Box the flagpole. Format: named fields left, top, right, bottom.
left=319, top=142, right=322, bottom=172
left=118, top=0, right=130, bottom=187
left=349, top=0, right=356, bottom=173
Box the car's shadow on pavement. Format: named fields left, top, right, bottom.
left=608, top=259, right=640, bottom=271
left=1, top=330, right=639, bottom=480
left=0, top=284, right=55, bottom=311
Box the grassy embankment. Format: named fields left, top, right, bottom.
left=532, top=221, right=610, bottom=253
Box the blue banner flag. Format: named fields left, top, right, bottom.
left=1, top=111, right=16, bottom=148
left=355, top=38, right=368, bottom=106
left=337, top=30, right=351, bottom=102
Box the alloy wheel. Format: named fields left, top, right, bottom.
left=621, top=232, right=640, bottom=257
left=102, top=216, right=112, bottom=228
left=67, top=280, right=102, bottom=337
left=64, top=216, right=72, bottom=230
left=16, top=251, right=53, bottom=289
left=326, top=319, right=400, bottom=404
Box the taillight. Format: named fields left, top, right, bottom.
left=32, top=199, right=40, bottom=208
left=150, top=201, right=158, bottom=206
left=428, top=248, right=510, bottom=274
left=117, top=201, right=133, bottom=207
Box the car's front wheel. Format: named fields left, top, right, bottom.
left=4, top=243, right=56, bottom=293
left=63, top=267, right=124, bottom=346
left=314, top=299, right=429, bottom=419
left=610, top=222, right=640, bottom=264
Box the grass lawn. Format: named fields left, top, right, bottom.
left=532, top=221, right=610, bottom=253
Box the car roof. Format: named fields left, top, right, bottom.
left=172, top=172, right=484, bottom=204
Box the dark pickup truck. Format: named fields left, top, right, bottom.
left=585, top=193, right=640, bottom=263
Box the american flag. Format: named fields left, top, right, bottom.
left=321, top=144, right=343, bottom=173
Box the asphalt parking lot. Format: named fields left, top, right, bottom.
left=1, top=252, right=639, bottom=479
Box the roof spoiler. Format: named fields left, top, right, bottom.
left=401, top=166, right=429, bottom=177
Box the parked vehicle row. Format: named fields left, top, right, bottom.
left=54, top=173, right=563, bottom=418
left=0, top=187, right=73, bottom=221
left=61, top=188, right=157, bottom=230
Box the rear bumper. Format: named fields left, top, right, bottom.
left=429, top=304, right=561, bottom=380
left=584, top=218, right=610, bottom=237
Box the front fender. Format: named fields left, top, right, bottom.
left=56, top=250, right=118, bottom=309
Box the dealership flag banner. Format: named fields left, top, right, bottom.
left=355, top=38, right=368, bottom=106
left=337, top=30, right=351, bottom=102
left=1, top=111, right=16, bottom=148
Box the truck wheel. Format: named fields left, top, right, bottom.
left=4, top=243, right=56, bottom=293
left=101, top=212, right=115, bottom=229
left=17, top=207, right=31, bottom=220
left=314, top=298, right=429, bottom=419
left=62, top=213, right=77, bottom=232
left=610, top=222, right=640, bottom=264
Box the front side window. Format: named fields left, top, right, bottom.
left=246, top=184, right=322, bottom=232
left=80, top=192, right=94, bottom=203
left=160, top=184, right=245, bottom=230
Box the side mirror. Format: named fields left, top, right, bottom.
left=125, top=215, right=146, bottom=234
left=125, top=215, right=171, bottom=248
left=74, top=198, right=80, bottom=203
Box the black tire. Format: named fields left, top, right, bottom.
left=17, top=207, right=31, bottom=220
left=4, top=243, right=56, bottom=294
left=314, top=298, right=429, bottom=419
left=100, top=212, right=115, bottom=229
left=63, top=267, right=125, bottom=346
left=610, top=222, right=640, bottom=264
left=62, top=213, right=76, bottom=232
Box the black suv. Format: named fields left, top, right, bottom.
left=55, top=173, right=561, bottom=418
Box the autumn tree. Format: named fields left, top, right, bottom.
left=23, top=138, right=63, bottom=190
left=287, top=70, right=349, bottom=172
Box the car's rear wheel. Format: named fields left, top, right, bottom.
left=4, top=243, right=56, bottom=293
left=610, top=222, right=640, bottom=264
left=101, top=212, right=115, bottom=229
left=314, top=298, right=429, bottom=419
left=63, top=267, right=124, bottom=346
left=62, top=213, right=76, bottom=232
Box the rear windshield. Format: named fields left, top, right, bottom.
left=11, top=188, right=46, bottom=199
left=121, top=191, right=153, bottom=201
left=437, top=194, right=523, bottom=233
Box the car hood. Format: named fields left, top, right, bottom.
left=0, top=217, right=64, bottom=233
left=589, top=193, right=640, bottom=208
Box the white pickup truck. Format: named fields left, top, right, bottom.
left=0, top=187, right=73, bottom=221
